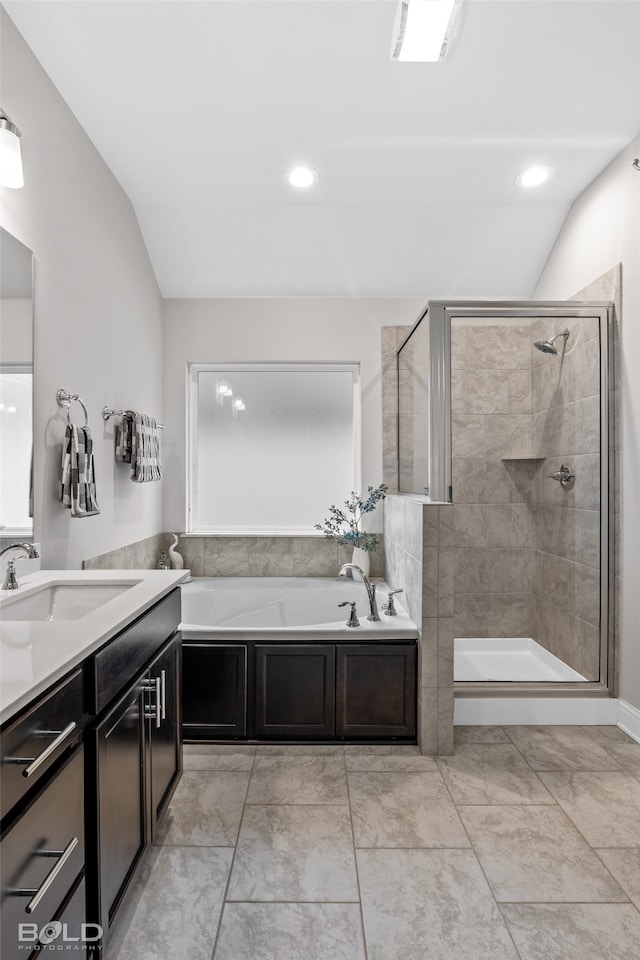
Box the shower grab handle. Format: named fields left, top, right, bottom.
left=548, top=464, right=575, bottom=487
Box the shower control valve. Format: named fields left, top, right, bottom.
left=338, top=601, right=360, bottom=628
left=383, top=588, right=404, bottom=616
left=547, top=464, right=576, bottom=488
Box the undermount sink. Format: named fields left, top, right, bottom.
left=0, top=581, right=141, bottom=622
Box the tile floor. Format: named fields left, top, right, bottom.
left=106, top=726, right=640, bottom=960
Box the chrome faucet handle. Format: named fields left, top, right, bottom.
left=547, top=464, right=576, bottom=488
left=338, top=601, right=360, bottom=628
left=383, top=587, right=403, bottom=616
left=2, top=559, right=21, bottom=591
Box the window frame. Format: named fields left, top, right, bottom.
left=186, top=361, right=361, bottom=535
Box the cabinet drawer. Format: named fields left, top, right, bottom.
left=87, top=589, right=181, bottom=715
left=1, top=670, right=84, bottom=821
left=1, top=748, right=85, bottom=960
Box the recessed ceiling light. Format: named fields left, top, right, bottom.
left=516, top=165, right=553, bottom=189
left=391, top=0, right=461, bottom=62
left=287, top=166, right=319, bottom=189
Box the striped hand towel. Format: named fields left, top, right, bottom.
left=61, top=423, right=101, bottom=517
left=115, top=411, right=161, bottom=482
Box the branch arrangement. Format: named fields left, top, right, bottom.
left=314, top=483, right=388, bottom=553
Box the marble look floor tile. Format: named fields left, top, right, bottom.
left=255, top=744, right=345, bottom=756
left=345, top=753, right=437, bottom=772
left=595, top=848, right=640, bottom=909
left=357, top=849, right=518, bottom=960
left=538, top=771, right=640, bottom=846
left=500, top=903, right=640, bottom=960
left=154, top=771, right=249, bottom=846
left=227, top=804, right=358, bottom=902
left=106, top=846, right=232, bottom=960
left=459, top=805, right=626, bottom=903
left=348, top=771, right=470, bottom=848
left=247, top=757, right=348, bottom=804
left=213, top=903, right=366, bottom=960
left=583, top=725, right=637, bottom=746
left=597, top=742, right=640, bottom=777
left=454, top=725, right=510, bottom=744
left=437, top=744, right=554, bottom=805
left=504, top=725, right=621, bottom=771
left=183, top=744, right=256, bottom=771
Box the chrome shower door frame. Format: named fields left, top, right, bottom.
left=426, top=300, right=615, bottom=696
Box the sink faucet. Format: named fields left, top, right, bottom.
left=338, top=563, right=380, bottom=621
left=0, top=543, right=41, bottom=591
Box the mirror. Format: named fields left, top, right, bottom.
left=0, top=227, right=34, bottom=541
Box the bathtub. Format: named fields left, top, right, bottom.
left=180, top=577, right=418, bottom=640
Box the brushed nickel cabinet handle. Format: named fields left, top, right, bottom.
left=160, top=670, right=166, bottom=721
left=155, top=676, right=162, bottom=728
left=6, top=722, right=78, bottom=779
left=14, top=836, right=79, bottom=914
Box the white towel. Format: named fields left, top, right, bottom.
left=61, top=423, right=100, bottom=517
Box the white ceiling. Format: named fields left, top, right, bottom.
left=5, top=0, right=640, bottom=299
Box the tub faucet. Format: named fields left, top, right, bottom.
left=338, top=563, right=380, bottom=621
left=0, top=543, right=41, bottom=590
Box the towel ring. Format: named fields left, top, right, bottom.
left=57, top=389, right=89, bottom=427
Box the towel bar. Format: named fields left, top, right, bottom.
left=57, top=389, right=89, bottom=426
left=102, top=406, right=165, bottom=429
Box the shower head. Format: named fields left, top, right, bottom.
left=533, top=329, right=570, bottom=356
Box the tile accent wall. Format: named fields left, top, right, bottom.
left=384, top=494, right=454, bottom=756
left=530, top=316, right=601, bottom=679
left=84, top=535, right=385, bottom=579
left=450, top=323, right=534, bottom=640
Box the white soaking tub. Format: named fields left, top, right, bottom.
left=180, top=577, right=418, bottom=641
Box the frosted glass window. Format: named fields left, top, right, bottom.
left=189, top=364, right=359, bottom=533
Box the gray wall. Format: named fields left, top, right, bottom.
left=1, top=9, right=164, bottom=569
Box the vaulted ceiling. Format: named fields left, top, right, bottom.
left=5, top=0, right=640, bottom=298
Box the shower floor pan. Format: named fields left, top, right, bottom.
left=455, top=637, right=587, bottom=682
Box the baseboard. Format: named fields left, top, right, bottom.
left=618, top=699, right=640, bottom=743
left=454, top=697, right=619, bottom=726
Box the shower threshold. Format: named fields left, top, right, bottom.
left=455, top=637, right=587, bottom=683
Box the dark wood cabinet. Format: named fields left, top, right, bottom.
left=86, top=590, right=182, bottom=956
left=1, top=675, right=86, bottom=960
left=148, top=635, right=182, bottom=832
left=182, top=635, right=416, bottom=744
left=336, top=643, right=417, bottom=738
left=255, top=644, right=335, bottom=739
left=182, top=643, right=246, bottom=739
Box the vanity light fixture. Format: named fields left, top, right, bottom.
left=516, top=165, right=553, bottom=189
left=0, top=113, right=24, bottom=189
left=391, top=0, right=461, bottom=62
left=287, top=166, right=319, bottom=189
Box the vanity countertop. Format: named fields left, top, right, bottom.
left=0, top=569, right=189, bottom=724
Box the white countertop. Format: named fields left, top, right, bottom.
left=0, top=569, right=189, bottom=725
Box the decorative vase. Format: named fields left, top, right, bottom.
left=351, top=545, right=371, bottom=577
left=167, top=534, right=184, bottom=570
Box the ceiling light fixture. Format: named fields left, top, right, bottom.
left=391, top=0, right=461, bottom=62
left=0, top=113, right=24, bottom=189
left=516, top=165, right=553, bottom=189
left=287, top=166, right=319, bottom=189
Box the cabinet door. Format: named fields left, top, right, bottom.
left=147, top=634, right=182, bottom=835
left=93, top=681, right=146, bottom=945
left=255, top=645, right=335, bottom=739
left=182, top=644, right=247, bottom=739
left=336, top=644, right=416, bottom=738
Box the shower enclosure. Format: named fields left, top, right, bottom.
left=397, top=301, right=614, bottom=694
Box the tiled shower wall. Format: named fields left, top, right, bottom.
left=450, top=323, right=534, bottom=639
left=384, top=495, right=454, bottom=756
left=530, top=316, right=602, bottom=679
